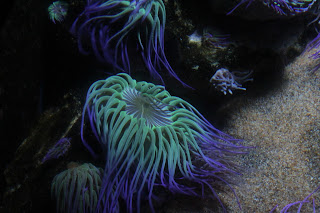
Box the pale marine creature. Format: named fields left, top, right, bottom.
left=210, top=68, right=253, bottom=95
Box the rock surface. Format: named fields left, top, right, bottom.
left=220, top=43, right=320, bottom=212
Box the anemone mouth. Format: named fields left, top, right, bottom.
left=122, top=87, right=172, bottom=128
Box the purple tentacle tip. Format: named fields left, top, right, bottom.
left=42, top=137, right=71, bottom=163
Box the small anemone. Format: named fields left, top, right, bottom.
left=51, top=163, right=104, bottom=213
left=48, top=1, right=68, bottom=24
left=210, top=68, right=253, bottom=95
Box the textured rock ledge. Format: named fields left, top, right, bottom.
left=220, top=45, right=320, bottom=212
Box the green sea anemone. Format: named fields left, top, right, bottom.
left=70, top=0, right=189, bottom=87
left=81, top=73, right=246, bottom=212
left=48, top=1, right=68, bottom=24
left=51, top=162, right=104, bottom=213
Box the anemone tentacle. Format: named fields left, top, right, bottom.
left=227, top=0, right=316, bottom=15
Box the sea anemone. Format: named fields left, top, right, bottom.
left=51, top=162, right=104, bottom=213
left=209, top=68, right=252, bottom=95
left=81, top=73, right=246, bottom=212
left=48, top=1, right=68, bottom=24
left=71, top=0, right=189, bottom=87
